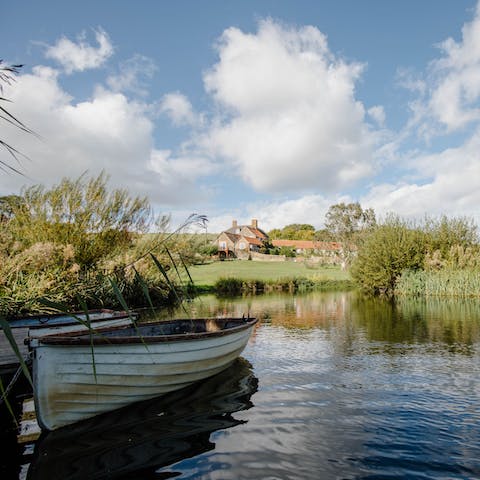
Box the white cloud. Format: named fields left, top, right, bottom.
left=0, top=63, right=211, bottom=208
left=361, top=129, right=480, bottom=223
left=207, top=193, right=351, bottom=233
left=44, top=28, right=114, bottom=74
left=414, top=2, right=480, bottom=133
left=200, top=19, right=377, bottom=194
left=106, top=54, right=157, bottom=96
left=159, top=92, right=200, bottom=127
left=368, top=105, right=386, bottom=127
left=147, top=149, right=216, bottom=202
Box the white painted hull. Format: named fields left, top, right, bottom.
left=31, top=318, right=257, bottom=430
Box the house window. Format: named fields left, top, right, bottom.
left=239, top=242, right=246, bottom=250
left=219, top=241, right=227, bottom=250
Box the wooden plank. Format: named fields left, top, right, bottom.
left=0, top=328, right=29, bottom=374
left=18, top=398, right=41, bottom=444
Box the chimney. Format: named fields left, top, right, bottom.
left=232, top=220, right=238, bottom=229
left=251, top=219, right=258, bottom=229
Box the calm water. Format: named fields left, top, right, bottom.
left=8, top=291, right=480, bottom=479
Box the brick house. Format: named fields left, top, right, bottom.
left=214, top=219, right=269, bottom=258
left=214, top=220, right=344, bottom=263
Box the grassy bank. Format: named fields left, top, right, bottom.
left=186, top=260, right=354, bottom=294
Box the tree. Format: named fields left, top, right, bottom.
left=314, top=228, right=334, bottom=241
left=350, top=215, right=426, bottom=295
left=268, top=224, right=315, bottom=240
left=325, top=202, right=376, bottom=239
left=324, top=202, right=376, bottom=267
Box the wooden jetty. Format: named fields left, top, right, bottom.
left=18, top=398, right=41, bottom=444
left=17, top=398, right=41, bottom=480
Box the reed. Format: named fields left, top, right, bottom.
left=395, top=268, right=480, bottom=297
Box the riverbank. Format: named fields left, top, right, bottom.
left=186, top=261, right=354, bottom=294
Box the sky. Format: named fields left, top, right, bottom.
left=2, top=0, right=480, bottom=233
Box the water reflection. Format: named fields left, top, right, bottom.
left=27, top=358, right=257, bottom=480
left=147, top=291, right=480, bottom=479
left=163, top=291, right=480, bottom=349
left=24, top=291, right=480, bottom=479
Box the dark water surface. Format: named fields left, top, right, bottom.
left=7, top=291, right=480, bottom=479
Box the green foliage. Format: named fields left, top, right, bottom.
left=198, top=243, right=219, bottom=257
left=423, top=215, right=478, bottom=256
left=350, top=216, right=426, bottom=295
left=278, top=246, right=296, bottom=258
left=314, top=228, right=334, bottom=241
left=351, top=213, right=480, bottom=297
left=215, top=277, right=245, bottom=295
left=268, top=224, right=315, bottom=240
left=0, top=173, right=205, bottom=315
left=3, top=172, right=152, bottom=268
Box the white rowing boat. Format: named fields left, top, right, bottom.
left=28, top=316, right=258, bottom=430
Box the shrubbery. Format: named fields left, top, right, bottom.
left=351, top=214, right=479, bottom=296
left=0, top=173, right=201, bottom=316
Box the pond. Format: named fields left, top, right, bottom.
left=5, top=291, right=480, bottom=479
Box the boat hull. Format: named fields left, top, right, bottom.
left=31, top=318, right=257, bottom=430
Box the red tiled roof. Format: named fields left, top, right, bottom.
left=225, top=225, right=268, bottom=239
left=248, top=227, right=268, bottom=239
left=243, top=236, right=263, bottom=246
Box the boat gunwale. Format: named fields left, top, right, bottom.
left=32, top=317, right=258, bottom=346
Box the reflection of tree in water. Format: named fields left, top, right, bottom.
left=183, top=291, right=480, bottom=353
left=347, top=294, right=480, bottom=351
left=27, top=358, right=258, bottom=480
left=186, top=291, right=352, bottom=330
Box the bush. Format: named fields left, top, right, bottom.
left=215, top=277, right=245, bottom=295
left=351, top=216, right=426, bottom=295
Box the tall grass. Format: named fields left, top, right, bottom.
left=395, top=269, right=480, bottom=297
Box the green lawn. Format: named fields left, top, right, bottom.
left=187, top=260, right=350, bottom=287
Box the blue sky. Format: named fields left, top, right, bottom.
left=2, top=0, right=480, bottom=232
